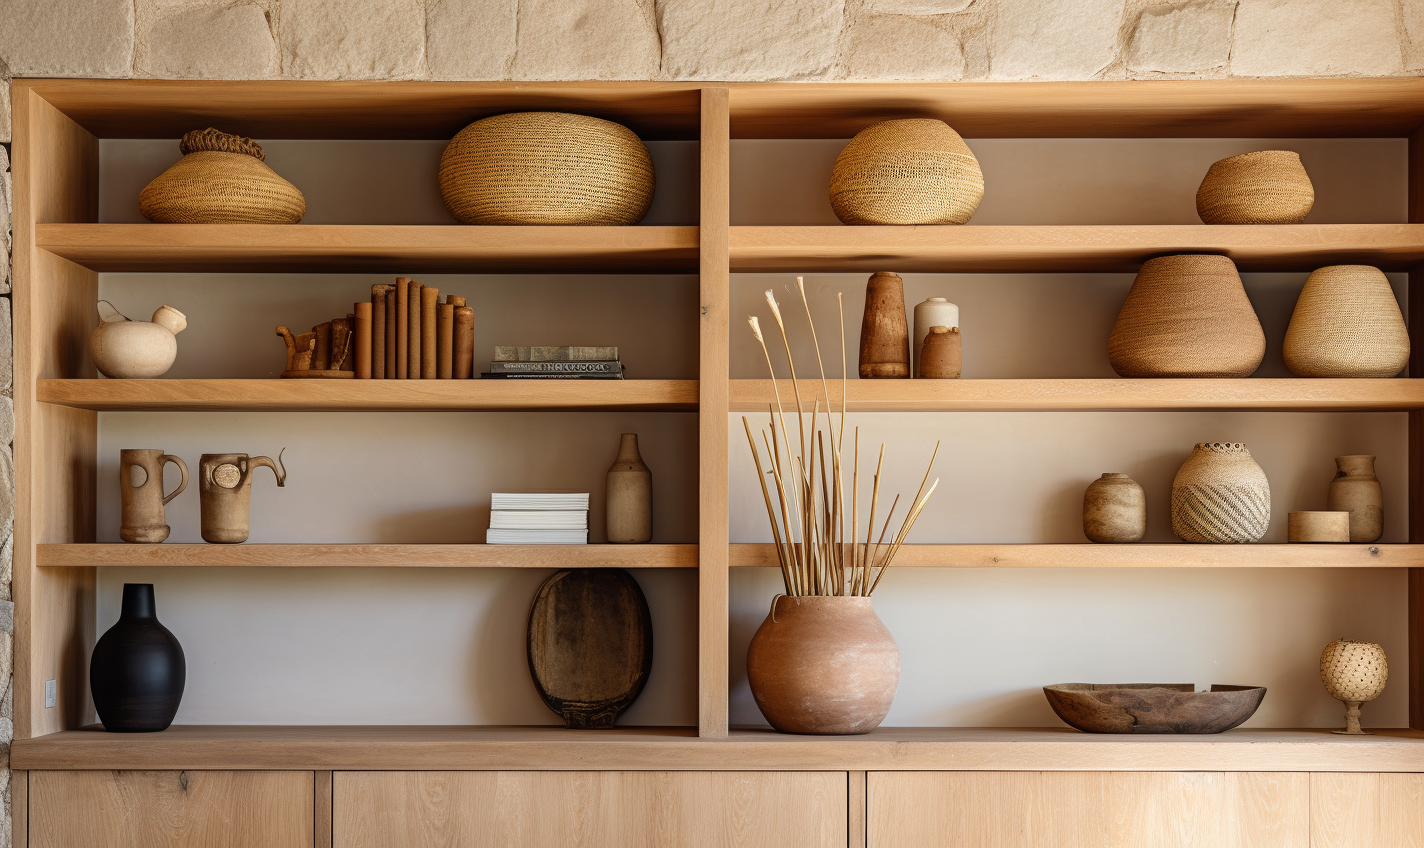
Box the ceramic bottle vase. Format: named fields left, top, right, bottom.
left=199, top=451, right=286, bottom=543
left=1083, top=473, right=1146, bottom=543
left=90, top=583, right=186, bottom=732
left=119, top=449, right=189, bottom=544
left=746, top=595, right=900, bottom=734
left=1108, top=255, right=1265, bottom=377
left=859, top=272, right=910, bottom=378
left=1327, top=455, right=1383, bottom=543
left=912, top=298, right=958, bottom=376
left=606, top=434, right=652, bottom=544
left=1320, top=639, right=1387, bottom=735
left=917, top=327, right=962, bottom=379
left=1283, top=266, right=1409, bottom=377
left=1171, top=442, right=1271, bottom=543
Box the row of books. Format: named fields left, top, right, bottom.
left=480, top=346, right=624, bottom=380
left=486, top=492, right=590, bottom=544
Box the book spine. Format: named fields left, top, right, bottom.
left=371, top=285, right=389, bottom=379
left=421, top=285, right=439, bottom=379
left=493, top=345, right=618, bottom=362
left=395, top=277, right=409, bottom=379
left=437, top=302, right=454, bottom=379
left=489, top=361, right=622, bottom=374
left=407, top=280, right=423, bottom=379
left=479, top=371, right=624, bottom=380
left=313, top=321, right=332, bottom=370
left=354, top=302, right=372, bottom=379
left=454, top=306, right=475, bottom=379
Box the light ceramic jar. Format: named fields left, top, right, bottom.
left=912, top=298, right=959, bottom=377
left=90, top=301, right=186, bottom=379
left=606, top=433, right=653, bottom=543
left=1083, top=473, right=1146, bottom=543
left=1327, top=455, right=1383, bottom=543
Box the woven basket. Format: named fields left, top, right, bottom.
left=1283, top=265, right=1409, bottom=377
left=439, top=112, right=654, bottom=226
left=1196, top=150, right=1314, bottom=225
left=1171, top=442, right=1271, bottom=544
left=1319, top=640, right=1387, bottom=703
left=139, top=129, right=305, bottom=224
left=1108, top=254, right=1265, bottom=377
left=829, top=119, right=984, bottom=226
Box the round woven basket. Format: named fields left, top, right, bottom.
left=1319, top=640, right=1387, bottom=703
left=829, top=119, right=984, bottom=226
left=1108, top=254, right=1266, bottom=377
left=1283, top=265, right=1409, bottom=377
left=139, top=129, right=305, bottom=224
left=439, top=112, right=654, bottom=226
left=1196, top=150, right=1314, bottom=225
left=1171, top=442, right=1271, bottom=544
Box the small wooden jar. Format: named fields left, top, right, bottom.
left=1287, top=511, right=1350, bottom=543
left=917, top=326, right=961, bottom=379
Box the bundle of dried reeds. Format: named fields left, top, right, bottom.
left=745, top=278, right=939, bottom=597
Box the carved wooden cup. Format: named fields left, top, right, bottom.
left=119, top=449, right=188, bottom=544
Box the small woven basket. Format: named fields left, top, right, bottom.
left=1283, top=265, right=1409, bottom=377
left=1196, top=150, right=1314, bottom=225
left=439, top=112, right=654, bottom=226
left=139, top=129, right=305, bottom=224
left=830, top=119, right=984, bottom=226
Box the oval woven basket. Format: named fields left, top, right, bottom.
left=1108, top=254, right=1265, bottom=377
left=1283, top=265, right=1409, bottom=377
left=439, top=112, right=654, bottom=226
left=830, top=119, right=984, bottom=226
left=139, top=129, right=305, bottom=224
left=1171, top=442, right=1271, bottom=544
left=1196, top=150, right=1314, bottom=225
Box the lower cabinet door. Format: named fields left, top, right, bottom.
left=1310, top=773, right=1424, bottom=847
left=334, top=771, right=848, bottom=848
left=867, top=771, right=1310, bottom=848
left=30, top=770, right=314, bottom=848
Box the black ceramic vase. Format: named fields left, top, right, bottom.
left=90, top=583, right=185, bottom=732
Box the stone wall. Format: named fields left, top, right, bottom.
left=0, top=0, right=1419, bottom=843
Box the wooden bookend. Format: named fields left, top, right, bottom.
left=329, top=318, right=353, bottom=370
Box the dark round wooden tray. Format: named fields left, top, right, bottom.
left=1043, top=683, right=1266, bottom=734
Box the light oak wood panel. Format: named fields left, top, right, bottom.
left=37, top=378, right=698, bottom=411
left=1310, top=773, right=1424, bottom=848
left=867, top=771, right=1308, bottom=848
left=849, top=771, right=866, bottom=848
left=39, top=224, right=700, bottom=273
left=29, top=770, right=314, bottom=848
left=39, top=543, right=697, bottom=568
left=13, top=726, right=1424, bottom=772
left=1407, top=126, right=1424, bottom=731
left=728, top=78, right=1424, bottom=138
left=334, top=771, right=846, bottom=848
left=731, top=378, right=1424, bottom=412
left=315, top=771, right=333, bottom=848
left=13, top=771, right=27, bottom=848
left=18, top=79, right=703, bottom=139
left=729, top=225, right=1424, bottom=273
left=730, top=544, right=1424, bottom=569
left=699, top=86, right=732, bottom=739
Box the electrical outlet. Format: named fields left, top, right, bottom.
left=44, top=679, right=56, bottom=708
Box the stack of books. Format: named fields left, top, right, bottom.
left=482, top=346, right=624, bottom=379
left=486, top=493, right=590, bottom=544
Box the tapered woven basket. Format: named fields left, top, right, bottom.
left=1283, top=265, right=1409, bottom=377
left=439, top=112, right=654, bottom=225
left=1108, top=254, right=1266, bottom=377
left=829, top=119, right=984, bottom=226
left=1196, top=150, right=1314, bottom=225
left=139, top=129, right=305, bottom=224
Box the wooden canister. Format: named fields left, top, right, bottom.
left=858, top=271, right=910, bottom=378
left=916, top=326, right=961, bottom=379
left=1288, top=511, right=1350, bottom=543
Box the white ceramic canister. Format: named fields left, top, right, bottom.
left=913, top=298, right=959, bottom=377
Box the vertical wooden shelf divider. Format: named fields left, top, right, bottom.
left=698, top=86, right=732, bottom=738
left=1409, top=123, right=1424, bottom=731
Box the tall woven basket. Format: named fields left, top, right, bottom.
left=1283, top=265, right=1409, bottom=377
left=1108, top=254, right=1265, bottom=377
left=439, top=112, right=654, bottom=226
left=1196, top=150, right=1314, bottom=225
left=139, top=129, right=306, bottom=224
left=1171, top=442, right=1271, bottom=544
left=829, top=119, right=984, bottom=226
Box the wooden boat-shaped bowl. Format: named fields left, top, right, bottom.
left=1043, top=683, right=1266, bottom=734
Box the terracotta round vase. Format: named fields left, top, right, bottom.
left=1283, top=265, right=1409, bottom=377
left=1171, top=442, right=1271, bottom=543
left=1108, top=255, right=1265, bottom=378
left=1328, top=455, right=1383, bottom=543
left=746, top=595, right=900, bottom=735
left=1083, top=473, right=1146, bottom=543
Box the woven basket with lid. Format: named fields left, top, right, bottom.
left=1196, top=150, right=1314, bottom=224
left=439, top=112, right=654, bottom=226
left=1283, top=265, right=1409, bottom=377
left=139, top=129, right=305, bottom=224
left=830, top=119, right=984, bottom=226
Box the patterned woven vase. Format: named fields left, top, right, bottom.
left=830, top=119, right=984, bottom=225
left=1196, top=150, right=1314, bottom=224
left=1319, top=639, right=1387, bottom=735
left=139, top=128, right=305, bottom=224
left=1171, top=442, right=1270, bottom=543
left=1108, top=255, right=1266, bottom=377
left=1283, top=265, right=1409, bottom=377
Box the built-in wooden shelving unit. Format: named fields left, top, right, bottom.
left=38, top=543, right=698, bottom=568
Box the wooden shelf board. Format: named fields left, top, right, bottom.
left=38, top=544, right=696, bottom=568
left=731, top=544, right=1422, bottom=568
left=14, top=725, right=1424, bottom=772
left=38, top=224, right=700, bottom=273
left=729, top=225, right=1424, bottom=273
left=730, top=379, right=1424, bottom=412
left=37, top=379, right=698, bottom=412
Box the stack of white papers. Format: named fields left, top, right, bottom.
left=487, top=494, right=590, bottom=545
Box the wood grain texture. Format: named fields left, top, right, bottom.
left=13, top=771, right=27, bottom=848
left=1409, top=127, right=1424, bottom=731
left=38, top=543, right=697, bottom=568
left=315, top=771, right=332, bottom=848
left=38, top=223, right=699, bottom=273
left=1310, top=773, right=1424, bottom=848
left=13, top=726, right=1424, bottom=773
left=867, top=771, right=1308, bottom=848
left=731, top=543, right=1422, bottom=569
left=334, top=771, right=846, bottom=848
left=29, top=770, right=314, bottom=848
left=848, top=771, right=866, bottom=848
left=37, top=378, right=697, bottom=411
left=699, top=86, right=731, bottom=739
left=731, top=378, right=1424, bottom=412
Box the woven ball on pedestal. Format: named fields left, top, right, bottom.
left=1319, top=639, right=1387, bottom=703
left=830, top=119, right=984, bottom=226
